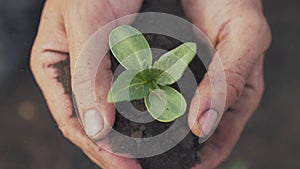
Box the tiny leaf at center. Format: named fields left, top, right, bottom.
left=107, top=68, right=162, bottom=103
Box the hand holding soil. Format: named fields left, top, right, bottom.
left=31, top=0, right=143, bottom=168
left=182, top=0, right=271, bottom=167
left=30, top=0, right=271, bottom=169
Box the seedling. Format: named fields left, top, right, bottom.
left=107, top=25, right=196, bottom=122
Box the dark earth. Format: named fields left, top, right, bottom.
left=1, top=0, right=300, bottom=169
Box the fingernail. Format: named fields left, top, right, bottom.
left=198, top=109, right=219, bottom=143
left=84, top=109, right=104, bottom=137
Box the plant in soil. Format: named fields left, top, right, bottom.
left=107, top=25, right=196, bottom=122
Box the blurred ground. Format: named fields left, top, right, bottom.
left=0, top=0, right=299, bottom=169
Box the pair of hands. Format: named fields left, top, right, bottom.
left=31, top=0, right=271, bottom=168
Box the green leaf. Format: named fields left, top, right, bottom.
left=132, top=68, right=163, bottom=84
left=153, top=42, right=197, bottom=85
left=109, top=25, right=152, bottom=70
left=129, top=68, right=161, bottom=99
left=107, top=69, right=144, bottom=103
left=107, top=68, right=161, bottom=103
left=145, top=86, right=187, bottom=122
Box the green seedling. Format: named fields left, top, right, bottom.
left=107, top=25, right=197, bottom=122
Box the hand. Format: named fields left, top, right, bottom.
left=30, top=0, right=143, bottom=168
left=182, top=0, right=271, bottom=168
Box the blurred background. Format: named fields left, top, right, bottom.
left=0, top=0, right=299, bottom=169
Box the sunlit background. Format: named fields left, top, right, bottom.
left=0, top=0, right=299, bottom=168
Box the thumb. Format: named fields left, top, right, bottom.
left=188, top=16, right=271, bottom=142
left=65, top=1, right=142, bottom=139
left=72, top=53, right=115, bottom=139
left=67, top=2, right=116, bottom=140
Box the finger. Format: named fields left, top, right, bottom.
left=192, top=57, right=264, bottom=169
left=186, top=11, right=271, bottom=140
left=65, top=0, right=143, bottom=139
left=31, top=54, right=141, bottom=169
left=31, top=1, right=141, bottom=168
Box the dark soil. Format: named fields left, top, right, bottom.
left=51, top=59, right=72, bottom=98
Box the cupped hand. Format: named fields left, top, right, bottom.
left=31, top=0, right=143, bottom=168
left=182, top=0, right=271, bottom=168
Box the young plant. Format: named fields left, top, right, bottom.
left=107, top=25, right=197, bottom=122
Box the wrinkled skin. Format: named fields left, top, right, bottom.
left=30, top=0, right=271, bottom=168
left=182, top=0, right=271, bottom=168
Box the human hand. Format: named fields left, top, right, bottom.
left=30, top=0, right=143, bottom=168
left=182, top=0, right=271, bottom=168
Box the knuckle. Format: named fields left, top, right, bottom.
left=233, top=11, right=272, bottom=51
left=262, top=20, right=272, bottom=50
left=249, top=15, right=272, bottom=50
left=30, top=45, right=41, bottom=75
left=251, top=15, right=272, bottom=50
left=224, top=70, right=246, bottom=99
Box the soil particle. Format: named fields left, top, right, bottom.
left=50, top=58, right=71, bottom=98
